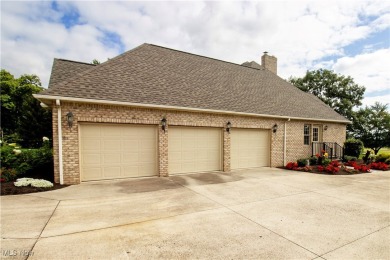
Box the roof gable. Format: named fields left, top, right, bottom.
left=48, top=59, right=95, bottom=87
left=39, top=43, right=348, bottom=123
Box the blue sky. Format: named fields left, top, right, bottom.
left=1, top=1, right=389, bottom=108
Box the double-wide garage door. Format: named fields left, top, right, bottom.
left=80, top=124, right=157, bottom=181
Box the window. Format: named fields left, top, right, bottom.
left=312, top=127, right=319, bottom=142
left=304, top=125, right=310, bottom=145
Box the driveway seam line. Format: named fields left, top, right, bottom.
left=170, top=178, right=321, bottom=258
left=318, top=224, right=390, bottom=258
left=226, top=205, right=322, bottom=258
left=37, top=206, right=225, bottom=239
left=24, top=194, right=63, bottom=201
left=27, top=200, right=61, bottom=259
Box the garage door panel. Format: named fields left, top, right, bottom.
left=139, top=163, right=156, bottom=174
left=83, top=167, right=102, bottom=180
left=102, top=153, right=121, bottom=164
left=123, top=140, right=139, bottom=149
left=103, top=140, right=122, bottom=150
left=83, top=139, right=101, bottom=150
left=231, top=129, right=270, bottom=169
left=80, top=124, right=157, bottom=181
left=83, top=153, right=101, bottom=165
left=122, top=153, right=139, bottom=163
left=169, top=127, right=222, bottom=174
left=103, top=167, right=121, bottom=178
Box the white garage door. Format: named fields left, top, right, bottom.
left=231, top=128, right=270, bottom=169
left=169, top=127, right=222, bottom=174
left=80, top=124, right=157, bottom=181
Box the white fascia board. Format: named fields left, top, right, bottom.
left=33, top=94, right=352, bottom=124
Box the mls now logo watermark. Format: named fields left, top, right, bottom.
left=2, top=249, right=34, bottom=257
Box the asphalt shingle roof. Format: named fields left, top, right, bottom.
left=39, top=43, right=349, bottom=122
left=48, top=59, right=95, bottom=87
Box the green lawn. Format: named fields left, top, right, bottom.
left=360, top=147, right=390, bottom=159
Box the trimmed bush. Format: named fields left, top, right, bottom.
left=0, top=143, right=53, bottom=182
left=343, top=155, right=357, bottom=162
left=309, top=156, right=318, bottom=166
left=344, top=139, right=364, bottom=158
left=322, top=158, right=331, bottom=166
left=297, top=158, right=307, bottom=167
left=375, top=153, right=390, bottom=163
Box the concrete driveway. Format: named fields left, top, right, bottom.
left=1, top=168, right=389, bottom=259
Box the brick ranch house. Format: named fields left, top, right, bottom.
left=34, top=43, right=350, bottom=185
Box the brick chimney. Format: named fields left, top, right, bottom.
left=261, top=52, right=277, bottom=74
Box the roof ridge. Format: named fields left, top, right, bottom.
left=55, top=58, right=96, bottom=66
left=148, top=43, right=265, bottom=71
left=47, top=43, right=149, bottom=90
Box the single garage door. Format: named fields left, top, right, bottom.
left=80, top=124, right=157, bottom=181
left=169, top=127, right=222, bottom=174
left=231, top=128, right=270, bottom=169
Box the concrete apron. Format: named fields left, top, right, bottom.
left=1, top=168, right=389, bottom=259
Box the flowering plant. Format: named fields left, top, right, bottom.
left=329, top=160, right=340, bottom=167
left=370, top=162, right=389, bottom=171
left=317, top=165, right=339, bottom=174
left=14, top=178, right=54, bottom=188
left=352, top=163, right=370, bottom=173
left=286, top=162, right=298, bottom=170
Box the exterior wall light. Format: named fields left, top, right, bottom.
left=66, top=112, right=74, bottom=129
left=161, top=117, right=167, bottom=132
left=324, top=125, right=328, bottom=131
left=272, top=124, right=278, bottom=133
left=226, top=121, right=232, bottom=133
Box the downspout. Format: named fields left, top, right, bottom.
left=56, top=99, right=64, bottom=185
left=283, top=118, right=290, bottom=166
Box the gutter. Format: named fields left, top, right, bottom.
left=56, top=99, right=64, bottom=185
left=33, top=94, right=352, bottom=124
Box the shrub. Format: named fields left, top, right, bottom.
left=297, top=158, right=307, bottom=167
left=343, top=155, right=357, bottom=162
left=322, top=158, right=331, bottom=166
left=309, top=156, right=318, bottom=165
left=386, top=158, right=390, bottom=165
left=344, top=139, right=364, bottom=158
left=0, top=143, right=53, bottom=182
left=375, top=153, right=390, bottom=163
left=0, top=168, right=18, bottom=182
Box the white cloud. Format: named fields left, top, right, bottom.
left=333, top=49, right=390, bottom=94
left=361, top=95, right=390, bottom=108
left=1, top=0, right=390, bottom=100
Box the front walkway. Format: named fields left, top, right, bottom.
left=1, top=168, right=389, bottom=259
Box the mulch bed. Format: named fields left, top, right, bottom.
left=1, top=182, right=68, bottom=196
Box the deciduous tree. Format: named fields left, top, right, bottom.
left=0, top=69, right=52, bottom=147
left=353, top=102, right=390, bottom=155
left=289, top=69, right=365, bottom=136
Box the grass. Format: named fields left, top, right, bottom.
left=360, top=147, right=390, bottom=159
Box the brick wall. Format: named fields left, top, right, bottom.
left=52, top=102, right=346, bottom=184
